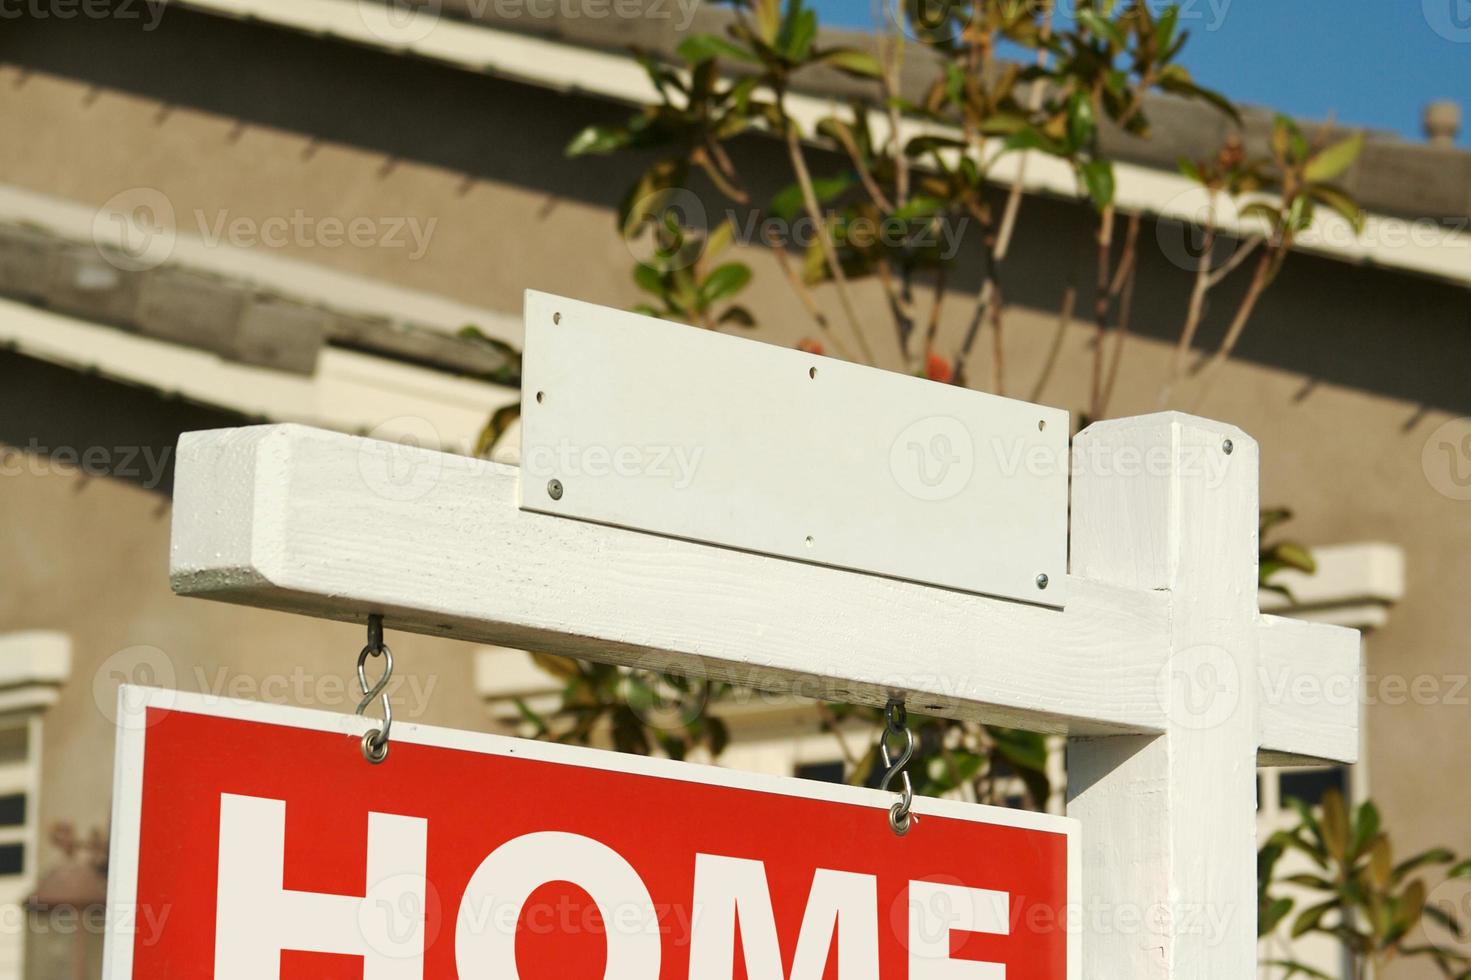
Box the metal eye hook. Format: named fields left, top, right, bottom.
left=355, top=614, right=393, bottom=764
left=879, top=698, right=916, bottom=836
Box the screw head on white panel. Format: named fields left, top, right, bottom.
left=1222, top=438, right=1234, bottom=455
left=547, top=479, right=564, bottom=500
left=1036, top=574, right=1049, bottom=589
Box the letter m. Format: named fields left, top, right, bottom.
left=689, top=854, right=877, bottom=979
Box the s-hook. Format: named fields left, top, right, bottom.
left=879, top=698, right=916, bottom=836
left=356, top=614, right=393, bottom=764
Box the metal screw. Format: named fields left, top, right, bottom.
left=1036, top=573, right=1049, bottom=590
left=553, top=312, right=561, bottom=325
left=547, top=479, right=563, bottom=500
left=1222, top=438, right=1234, bottom=455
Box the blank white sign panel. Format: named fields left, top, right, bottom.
left=518, top=291, right=1070, bottom=607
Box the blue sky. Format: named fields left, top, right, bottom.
left=809, top=1, right=1471, bottom=148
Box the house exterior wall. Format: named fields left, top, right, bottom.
left=0, top=8, right=1468, bottom=976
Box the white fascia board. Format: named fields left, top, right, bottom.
left=0, top=297, right=517, bottom=455
left=172, top=0, right=1471, bottom=289
left=0, top=632, right=72, bottom=693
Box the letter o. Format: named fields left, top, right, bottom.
left=455, top=831, right=660, bottom=977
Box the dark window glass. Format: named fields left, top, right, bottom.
left=0, top=844, right=23, bottom=876
left=1280, top=767, right=1348, bottom=808
left=794, top=761, right=845, bottom=785
left=0, top=795, right=25, bottom=827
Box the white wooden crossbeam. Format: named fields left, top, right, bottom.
left=169, top=422, right=1358, bottom=764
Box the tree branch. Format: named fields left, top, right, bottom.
left=783, top=118, right=877, bottom=364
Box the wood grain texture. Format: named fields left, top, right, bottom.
left=171, top=423, right=1358, bottom=764
left=172, top=424, right=1165, bottom=735
left=1066, top=414, right=1324, bottom=980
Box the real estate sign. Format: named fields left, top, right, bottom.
left=104, top=688, right=1077, bottom=978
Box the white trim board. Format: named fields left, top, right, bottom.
left=168, top=0, right=1471, bottom=289
left=0, top=297, right=517, bottom=457
left=0, top=184, right=523, bottom=347
left=168, top=421, right=1361, bottom=763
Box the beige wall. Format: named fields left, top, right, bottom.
left=1, top=10, right=1469, bottom=975
left=0, top=458, right=492, bottom=873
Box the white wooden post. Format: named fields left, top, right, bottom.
left=1069, top=414, right=1261, bottom=978
left=167, top=414, right=1360, bottom=977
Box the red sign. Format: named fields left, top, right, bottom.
left=105, top=688, right=1077, bottom=979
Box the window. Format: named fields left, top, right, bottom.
left=0, top=723, right=32, bottom=879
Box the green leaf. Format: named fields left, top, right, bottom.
left=1157, top=5, right=1181, bottom=56
left=1261, top=897, right=1295, bottom=935
left=752, top=0, right=781, bottom=44
left=818, top=48, right=885, bottom=79
left=1178, top=157, right=1204, bottom=184
left=1005, top=128, right=1066, bottom=156
left=704, top=219, right=735, bottom=260
left=1393, top=847, right=1456, bottom=883
left=779, top=6, right=818, bottom=62
left=566, top=125, right=629, bottom=157
left=1292, top=898, right=1338, bottom=938
left=1449, top=859, right=1471, bottom=879
left=474, top=402, right=521, bottom=458
left=1320, top=788, right=1349, bottom=860
left=1078, top=159, right=1115, bottom=211
left=1350, top=799, right=1381, bottom=860
left=1270, top=542, right=1316, bottom=575
left=769, top=173, right=852, bottom=222
left=1158, top=65, right=1241, bottom=123
left=633, top=262, right=664, bottom=296
left=1077, top=8, right=1126, bottom=48
left=1307, top=184, right=1365, bottom=234
left=700, top=262, right=752, bottom=305
left=716, top=305, right=756, bottom=327
left=1239, top=201, right=1283, bottom=233
left=904, top=135, right=970, bottom=157
left=1068, top=93, right=1096, bottom=151
left=677, top=33, right=761, bottom=65
left=1304, top=132, right=1365, bottom=183
left=892, top=196, right=947, bottom=222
